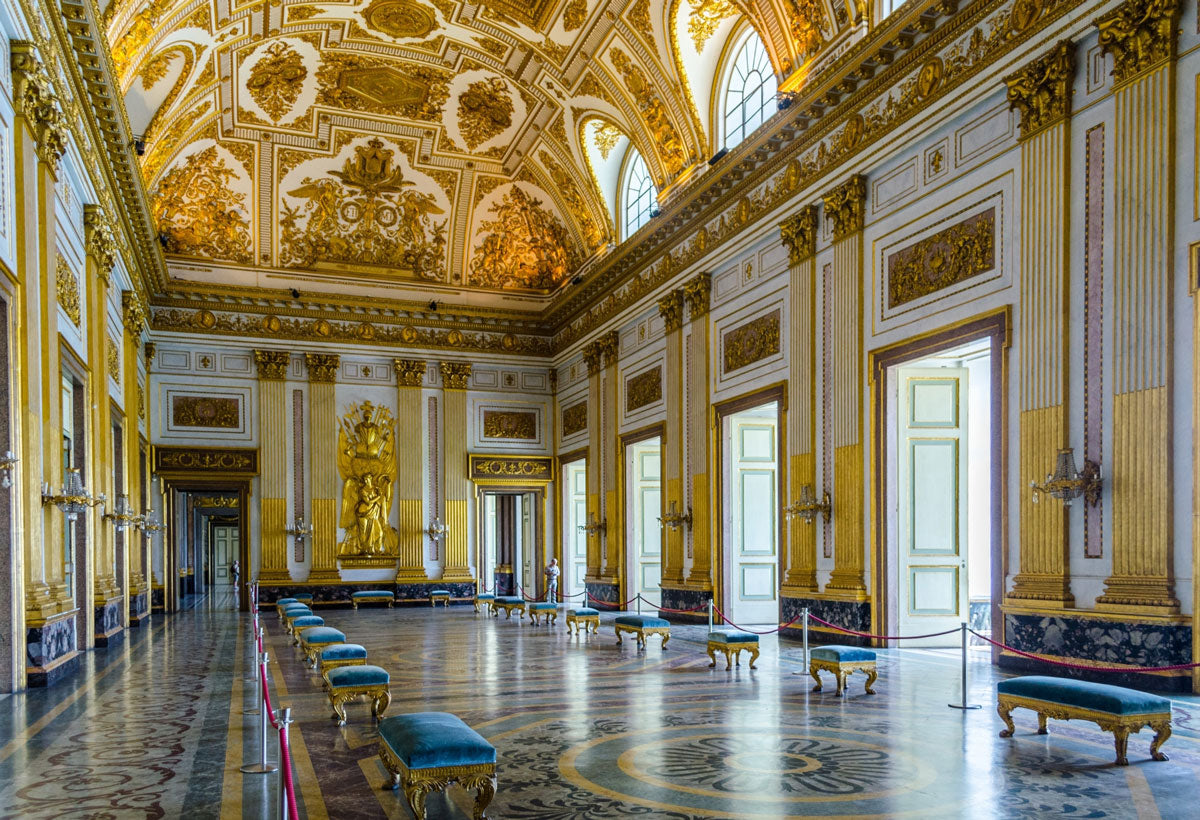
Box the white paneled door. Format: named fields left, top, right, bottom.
left=213, top=526, right=238, bottom=585
left=727, top=405, right=779, bottom=624
left=627, top=440, right=662, bottom=608
left=898, top=368, right=969, bottom=647
left=563, top=461, right=587, bottom=597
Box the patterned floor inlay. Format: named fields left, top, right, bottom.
left=1, top=595, right=1198, bottom=818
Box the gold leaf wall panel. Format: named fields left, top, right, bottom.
left=482, top=410, right=538, bottom=439
left=170, top=396, right=240, bottom=428
left=886, top=208, right=996, bottom=308
left=722, top=310, right=781, bottom=375
left=625, top=366, right=663, bottom=413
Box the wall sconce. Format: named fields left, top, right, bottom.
left=659, top=500, right=692, bottom=531
left=42, top=468, right=105, bottom=521
left=577, top=512, right=607, bottom=536
left=103, top=493, right=142, bottom=532
left=138, top=513, right=164, bottom=538
left=1031, top=447, right=1101, bottom=507
left=424, top=517, right=447, bottom=541
left=284, top=518, right=312, bottom=542
left=0, top=449, right=16, bottom=489
left=784, top=484, right=832, bottom=524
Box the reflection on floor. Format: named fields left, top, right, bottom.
left=1, top=592, right=1197, bottom=818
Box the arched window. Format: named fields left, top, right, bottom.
left=721, top=30, right=776, bottom=149
left=621, top=149, right=655, bottom=239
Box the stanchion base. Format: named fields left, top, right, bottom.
left=948, top=704, right=983, bottom=710
left=239, top=763, right=278, bottom=774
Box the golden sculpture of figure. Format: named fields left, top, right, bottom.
left=337, top=401, right=399, bottom=557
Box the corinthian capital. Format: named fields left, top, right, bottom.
left=780, top=205, right=819, bottom=267
left=11, top=42, right=67, bottom=174
left=1096, top=0, right=1180, bottom=87
left=1005, top=41, right=1076, bottom=140
left=822, top=175, right=867, bottom=242
left=84, top=205, right=118, bottom=279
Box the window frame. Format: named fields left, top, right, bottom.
left=618, top=146, right=656, bottom=241
left=714, top=24, right=778, bottom=152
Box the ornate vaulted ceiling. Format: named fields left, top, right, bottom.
left=105, top=0, right=845, bottom=304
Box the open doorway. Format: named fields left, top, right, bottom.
left=885, top=337, right=994, bottom=647
left=477, top=489, right=544, bottom=599
left=718, top=394, right=783, bottom=625
left=560, top=454, right=587, bottom=600
left=623, top=434, right=662, bottom=609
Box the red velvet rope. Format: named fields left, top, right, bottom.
left=586, top=591, right=641, bottom=608
left=969, top=629, right=1200, bottom=673
left=710, top=603, right=809, bottom=635
left=652, top=600, right=710, bottom=614
left=257, top=645, right=299, bottom=818
left=806, top=614, right=961, bottom=641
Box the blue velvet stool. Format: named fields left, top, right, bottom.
left=352, top=590, right=394, bottom=609
left=377, top=712, right=497, bottom=819
left=527, top=602, right=558, bottom=626
left=319, top=643, right=368, bottom=678
left=326, top=664, right=390, bottom=724
left=566, top=607, right=600, bottom=635
left=493, top=596, right=525, bottom=619
left=997, top=676, right=1172, bottom=765
left=614, top=615, right=670, bottom=650
left=275, top=597, right=299, bottom=618
left=284, top=609, right=317, bottom=635
left=293, top=593, right=314, bottom=606
left=473, top=593, right=496, bottom=614
left=707, top=629, right=759, bottom=669
left=289, top=615, right=324, bottom=645
left=299, top=626, right=347, bottom=667
left=429, top=590, right=451, bottom=607
left=809, top=645, right=877, bottom=696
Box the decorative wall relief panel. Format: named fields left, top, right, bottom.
left=722, top=309, right=781, bottom=375
left=171, top=395, right=240, bottom=428
left=55, top=255, right=81, bottom=325
left=561, top=400, right=587, bottom=437
left=625, top=366, right=662, bottom=413
left=106, top=336, right=121, bottom=383
left=481, top=410, right=537, bottom=439
left=468, top=455, right=552, bottom=481
left=886, top=208, right=996, bottom=308
left=153, top=446, right=259, bottom=474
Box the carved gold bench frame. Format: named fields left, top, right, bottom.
left=328, top=682, right=391, bottom=725
left=615, top=623, right=670, bottom=650
left=352, top=596, right=393, bottom=609
left=429, top=592, right=451, bottom=607
left=809, top=658, right=877, bottom=697
left=528, top=607, right=557, bottom=626
left=494, top=600, right=525, bottom=619
left=284, top=613, right=314, bottom=635
left=997, top=693, right=1171, bottom=766
left=473, top=597, right=496, bottom=614
left=379, top=741, right=496, bottom=820
left=301, top=639, right=343, bottom=667
left=566, top=613, right=599, bottom=635
left=707, top=640, right=759, bottom=669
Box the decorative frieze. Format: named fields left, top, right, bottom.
left=468, top=454, right=553, bottom=481
left=780, top=205, right=818, bottom=266
left=657, top=290, right=684, bottom=332
left=1005, top=41, right=1075, bottom=140
left=1096, top=0, right=1180, bottom=87
left=886, top=208, right=997, bottom=308
left=171, top=396, right=240, bottom=428
left=392, top=358, right=426, bottom=386
left=55, top=255, right=80, bottom=325
left=722, top=310, right=782, bottom=375
left=153, top=446, right=259, bottom=474
left=822, top=175, right=867, bottom=241
left=482, top=410, right=538, bottom=439
left=304, top=352, right=339, bottom=383
left=254, top=350, right=290, bottom=380
left=440, top=361, right=472, bottom=389
left=561, top=400, right=587, bottom=436
left=683, top=273, right=712, bottom=319
left=625, top=366, right=663, bottom=412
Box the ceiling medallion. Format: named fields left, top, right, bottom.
left=337, top=67, right=428, bottom=108
left=362, top=0, right=438, bottom=39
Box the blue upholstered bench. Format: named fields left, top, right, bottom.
left=493, top=596, right=525, bottom=619
left=282, top=605, right=312, bottom=630
left=809, top=645, right=877, bottom=696
left=275, top=597, right=299, bottom=618
left=528, top=602, right=558, bottom=626
left=352, top=590, right=394, bottom=609
left=299, top=626, right=346, bottom=666
left=707, top=630, right=759, bottom=669
left=429, top=589, right=451, bottom=607
left=997, top=676, right=1172, bottom=766
left=615, top=615, right=669, bottom=650
left=473, top=593, right=496, bottom=614
left=566, top=607, right=599, bottom=635
left=288, top=615, right=324, bottom=642
left=292, top=593, right=314, bottom=607
left=378, top=712, right=497, bottom=819
left=319, top=643, right=368, bottom=678
left=326, top=664, right=390, bottom=724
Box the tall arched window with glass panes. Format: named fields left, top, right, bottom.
left=721, top=30, right=777, bottom=150
left=621, top=149, right=656, bottom=240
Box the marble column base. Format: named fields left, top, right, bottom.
left=94, top=598, right=125, bottom=647
left=27, top=613, right=78, bottom=688
left=659, top=587, right=712, bottom=623
left=779, top=596, right=872, bottom=647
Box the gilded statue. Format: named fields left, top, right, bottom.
left=336, top=401, right=400, bottom=557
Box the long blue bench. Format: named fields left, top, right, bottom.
left=378, top=712, right=496, bottom=819
left=997, top=676, right=1172, bottom=766
left=614, top=614, right=669, bottom=650
left=352, top=590, right=394, bottom=609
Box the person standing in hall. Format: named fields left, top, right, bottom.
left=544, top=557, right=559, bottom=603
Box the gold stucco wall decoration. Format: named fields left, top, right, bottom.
left=468, top=455, right=553, bottom=480
left=106, top=336, right=121, bottom=383
left=562, top=400, right=588, bottom=436
left=786, top=0, right=830, bottom=60
left=337, top=401, right=400, bottom=557
left=609, top=48, right=687, bottom=181
left=362, top=0, right=439, bottom=38
left=152, top=145, right=253, bottom=264
left=457, top=77, right=513, bottom=150
left=171, top=396, right=241, bottom=428
left=246, top=41, right=307, bottom=121
left=482, top=410, right=538, bottom=439
left=722, top=310, right=781, bottom=374
left=470, top=186, right=577, bottom=290
left=538, top=150, right=608, bottom=250
left=686, top=0, right=740, bottom=52
left=626, top=366, right=663, bottom=412
left=886, top=207, right=996, bottom=309
left=562, top=0, right=588, bottom=31
left=55, top=255, right=81, bottom=326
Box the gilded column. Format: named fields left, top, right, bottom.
left=1095, top=0, right=1181, bottom=614
left=122, top=292, right=147, bottom=600
left=1004, top=42, right=1077, bottom=606
left=780, top=206, right=819, bottom=592
left=583, top=343, right=603, bottom=581
left=822, top=176, right=868, bottom=599
left=393, top=359, right=427, bottom=581
left=440, top=362, right=473, bottom=581
left=304, top=353, right=340, bottom=582
left=255, top=350, right=291, bottom=582
left=684, top=274, right=713, bottom=589
left=599, top=332, right=621, bottom=581
left=658, top=291, right=686, bottom=585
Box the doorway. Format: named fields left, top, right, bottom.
left=883, top=335, right=997, bottom=647
left=719, top=395, right=783, bottom=625
left=209, top=519, right=240, bottom=586
left=560, top=455, right=587, bottom=599
left=624, top=436, right=662, bottom=609
left=477, top=489, right=544, bottom=599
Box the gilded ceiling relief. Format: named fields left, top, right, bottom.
left=608, top=47, right=686, bottom=181
left=279, top=137, right=448, bottom=278
left=360, top=0, right=440, bottom=39
left=470, top=185, right=578, bottom=291
left=627, top=0, right=654, bottom=45
left=538, top=150, right=607, bottom=250
left=687, top=0, right=740, bottom=51
left=786, top=0, right=829, bottom=60
left=141, top=100, right=213, bottom=180
left=593, top=122, right=622, bottom=159
left=456, top=77, right=514, bottom=150
left=244, top=41, right=309, bottom=121
left=562, top=0, right=589, bottom=31
left=478, top=0, right=559, bottom=31
left=316, top=53, right=449, bottom=120
left=152, top=144, right=254, bottom=264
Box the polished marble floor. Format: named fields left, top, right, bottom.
left=1, top=590, right=1198, bottom=819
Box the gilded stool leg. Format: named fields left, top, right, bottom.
left=747, top=646, right=759, bottom=670
left=473, top=601, right=480, bottom=613
left=834, top=670, right=847, bottom=697
left=403, top=781, right=432, bottom=820
left=707, top=645, right=717, bottom=667
left=588, top=619, right=599, bottom=634
left=1036, top=712, right=1049, bottom=735
left=466, top=773, right=497, bottom=820
left=373, top=690, right=391, bottom=719
left=331, top=694, right=348, bottom=725
left=1112, top=726, right=1131, bottom=766
left=353, top=602, right=359, bottom=610
left=810, top=665, right=824, bottom=692
left=1149, top=721, right=1171, bottom=761
left=730, top=648, right=739, bottom=668
left=997, top=701, right=1016, bottom=737
left=615, top=626, right=624, bottom=644
left=863, top=666, right=877, bottom=695
left=660, top=633, right=669, bottom=650
left=549, top=612, right=557, bottom=626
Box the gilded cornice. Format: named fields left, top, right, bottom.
left=304, top=353, right=340, bottom=383
left=779, top=205, right=819, bottom=266
left=11, top=43, right=68, bottom=174
left=683, top=273, right=712, bottom=320
left=1005, top=41, right=1075, bottom=140
left=393, top=358, right=427, bottom=387
left=440, top=361, right=472, bottom=390
left=822, top=175, right=867, bottom=241
left=122, top=290, right=147, bottom=335
left=1095, top=0, right=1179, bottom=87
left=84, top=205, right=119, bottom=279
left=657, top=290, right=685, bottom=333
left=254, top=350, right=290, bottom=380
